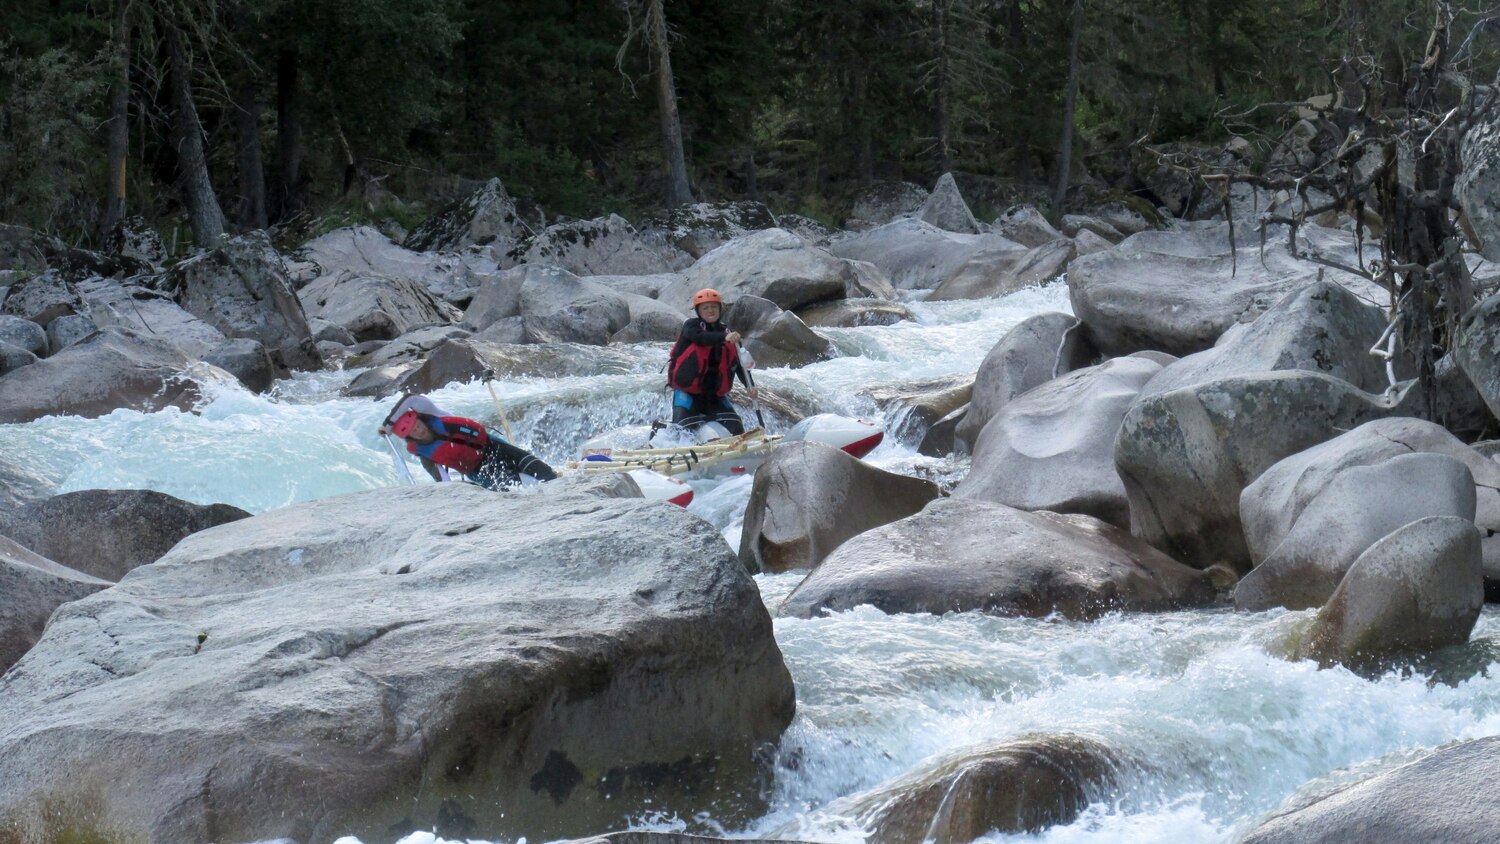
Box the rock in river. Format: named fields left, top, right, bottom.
left=0, top=483, right=795, bottom=844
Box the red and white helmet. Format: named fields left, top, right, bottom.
left=391, top=410, right=421, bottom=439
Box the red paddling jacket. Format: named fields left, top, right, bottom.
left=668, top=317, right=748, bottom=398
left=405, top=414, right=490, bottom=475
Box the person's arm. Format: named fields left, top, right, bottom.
left=681, top=318, right=728, bottom=346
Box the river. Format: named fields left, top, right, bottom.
left=6, top=280, right=1500, bottom=844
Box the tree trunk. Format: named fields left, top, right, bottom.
left=275, top=46, right=304, bottom=219
left=854, top=66, right=874, bottom=185
left=1052, top=0, right=1083, bottom=217
left=102, top=0, right=132, bottom=234
left=235, top=74, right=267, bottom=229
left=646, top=0, right=693, bottom=208
left=165, top=19, right=225, bottom=245
left=934, top=0, right=952, bottom=172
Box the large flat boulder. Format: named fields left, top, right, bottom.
left=828, top=219, right=1022, bottom=290
left=512, top=214, right=674, bottom=276
left=1115, top=371, right=1410, bottom=571
left=0, top=484, right=795, bottom=843
left=299, top=272, right=461, bottom=343
left=298, top=225, right=494, bottom=307
left=795, top=298, right=913, bottom=328
left=1141, top=279, right=1390, bottom=399
left=0, top=536, right=109, bottom=673
left=1295, top=516, right=1483, bottom=669
left=1236, top=453, right=1475, bottom=611
left=0, top=328, right=200, bottom=423
left=955, top=356, right=1162, bottom=529
left=1241, top=735, right=1500, bottom=843
left=955, top=312, right=1096, bottom=453
left=833, top=735, right=1120, bottom=843
left=1068, top=222, right=1384, bottom=356
left=779, top=498, right=1215, bottom=620
left=0, top=489, right=249, bottom=583
left=738, top=442, right=940, bottom=573
left=79, top=280, right=229, bottom=360
left=166, top=232, right=321, bottom=371
left=663, top=228, right=852, bottom=312
left=928, top=238, right=1074, bottom=301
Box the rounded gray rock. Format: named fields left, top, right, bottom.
left=0, top=315, right=45, bottom=357
left=1115, top=371, right=1411, bottom=571
left=1296, top=515, right=1483, bottom=669
left=0, top=484, right=795, bottom=843
left=739, top=441, right=940, bottom=573
left=1236, top=453, right=1476, bottom=611
left=955, top=311, right=1096, bottom=453
left=779, top=498, right=1215, bottom=620
left=956, top=356, right=1161, bottom=529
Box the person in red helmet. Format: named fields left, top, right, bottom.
left=385, top=403, right=557, bottom=490
left=666, top=288, right=756, bottom=436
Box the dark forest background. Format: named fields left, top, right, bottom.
left=0, top=0, right=1476, bottom=247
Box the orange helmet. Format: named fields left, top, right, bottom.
left=692, top=288, right=722, bottom=308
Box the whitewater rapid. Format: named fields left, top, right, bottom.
left=9, top=280, right=1500, bottom=844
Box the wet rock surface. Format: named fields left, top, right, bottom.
left=0, top=536, right=109, bottom=674
left=779, top=498, right=1215, bottom=620
left=0, top=489, right=249, bottom=582
left=956, top=356, right=1161, bottom=529
left=739, top=442, right=940, bottom=573
left=0, top=484, right=795, bottom=844
left=837, top=735, right=1122, bottom=843
left=0, top=328, right=201, bottom=423
left=1116, top=371, right=1411, bottom=571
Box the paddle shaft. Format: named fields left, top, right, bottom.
left=483, top=375, right=517, bottom=442
left=384, top=434, right=416, bottom=485
left=743, top=367, right=766, bottom=429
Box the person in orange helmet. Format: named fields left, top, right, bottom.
left=665, top=288, right=756, bottom=436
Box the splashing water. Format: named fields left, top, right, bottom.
left=15, top=280, right=1500, bottom=844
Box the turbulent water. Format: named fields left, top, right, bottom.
left=10, top=279, right=1500, bottom=844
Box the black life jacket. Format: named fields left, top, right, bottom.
left=669, top=335, right=736, bottom=398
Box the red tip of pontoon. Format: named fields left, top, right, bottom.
left=669, top=489, right=695, bottom=507
left=841, top=430, right=884, bottom=459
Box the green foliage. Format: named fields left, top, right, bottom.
left=3, top=0, right=1496, bottom=240
left=0, top=43, right=106, bottom=234
left=492, top=122, right=597, bottom=218
left=287, top=0, right=464, bottom=157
